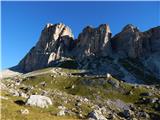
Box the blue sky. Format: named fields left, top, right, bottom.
left=1, top=1, right=160, bottom=69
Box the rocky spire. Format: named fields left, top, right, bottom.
left=14, top=22, right=160, bottom=77
left=17, top=23, right=74, bottom=72
left=111, top=24, right=142, bottom=58
left=73, top=24, right=112, bottom=58
left=122, top=24, right=139, bottom=32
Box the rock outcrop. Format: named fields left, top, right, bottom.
left=142, top=27, right=160, bottom=78
left=88, top=109, right=107, bottom=120
left=25, top=95, right=52, bottom=108
left=112, top=25, right=160, bottom=78
left=12, top=23, right=160, bottom=80
left=73, top=24, right=112, bottom=58
left=111, top=25, right=160, bottom=59
left=17, top=23, right=74, bottom=72
left=111, top=24, right=142, bottom=58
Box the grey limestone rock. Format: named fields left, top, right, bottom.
left=25, top=95, right=52, bottom=108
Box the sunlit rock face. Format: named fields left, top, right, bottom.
left=73, top=24, right=112, bottom=59
left=16, top=23, right=112, bottom=72
left=14, top=22, right=160, bottom=80
left=17, top=23, right=74, bottom=72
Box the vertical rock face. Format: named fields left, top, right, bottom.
left=14, top=22, right=160, bottom=80
left=142, top=26, right=160, bottom=54
left=73, top=24, right=112, bottom=58
left=18, top=23, right=74, bottom=72
left=112, top=25, right=160, bottom=59
left=142, top=26, right=160, bottom=78
left=111, top=24, right=142, bottom=58
left=16, top=23, right=112, bottom=73
left=112, top=25, right=160, bottom=78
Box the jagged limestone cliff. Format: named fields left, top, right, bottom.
left=14, top=23, right=160, bottom=81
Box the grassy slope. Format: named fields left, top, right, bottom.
left=119, top=58, right=160, bottom=84
left=1, top=91, right=79, bottom=120
left=1, top=67, right=160, bottom=120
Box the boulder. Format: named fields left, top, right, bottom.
left=57, top=110, right=65, bottom=116
left=140, top=92, right=152, bottom=97
left=123, top=109, right=134, bottom=118
left=88, top=110, right=107, bottom=120
left=137, top=111, right=150, bottom=119
left=19, top=91, right=28, bottom=98
left=9, top=89, right=19, bottom=97
left=20, top=109, right=29, bottom=115
left=25, top=95, right=52, bottom=108
left=57, top=106, right=67, bottom=116
left=108, top=79, right=119, bottom=88
left=140, top=97, right=159, bottom=104
left=0, top=82, right=8, bottom=90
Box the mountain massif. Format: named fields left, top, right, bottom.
left=13, top=23, right=160, bottom=83
left=1, top=23, right=160, bottom=120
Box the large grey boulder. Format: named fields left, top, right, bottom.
left=25, top=95, right=52, bottom=108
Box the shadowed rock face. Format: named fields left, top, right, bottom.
left=111, top=25, right=160, bottom=59
left=111, top=25, right=160, bottom=78
left=111, top=24, right=142, bottom=58
left=142, top=27, right=160, bottom=78
left=14, top=23, right=160, bottom=79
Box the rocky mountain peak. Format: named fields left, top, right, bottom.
left=98, top=24, right=111, bottom=33
left=44, top=23, right=54, bottom=29
left=17, top=23, right=74, bottom=72
left=74, top=24, right=112, bottom=58
left=13, top=23, right=160, bottom=79
left=42, top=23, right=74, bottom=40
left=122, top=24, right=139, bottom=32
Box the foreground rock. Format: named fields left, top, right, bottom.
left=25, top=95, right=52, bottom=108
left=57, top=106, right=67, bottom=116
left=123, top=109, right=134, bottom=118
left=20, top=109, right=29, bottom=115
left=88, top=109, right=107, bottom=120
